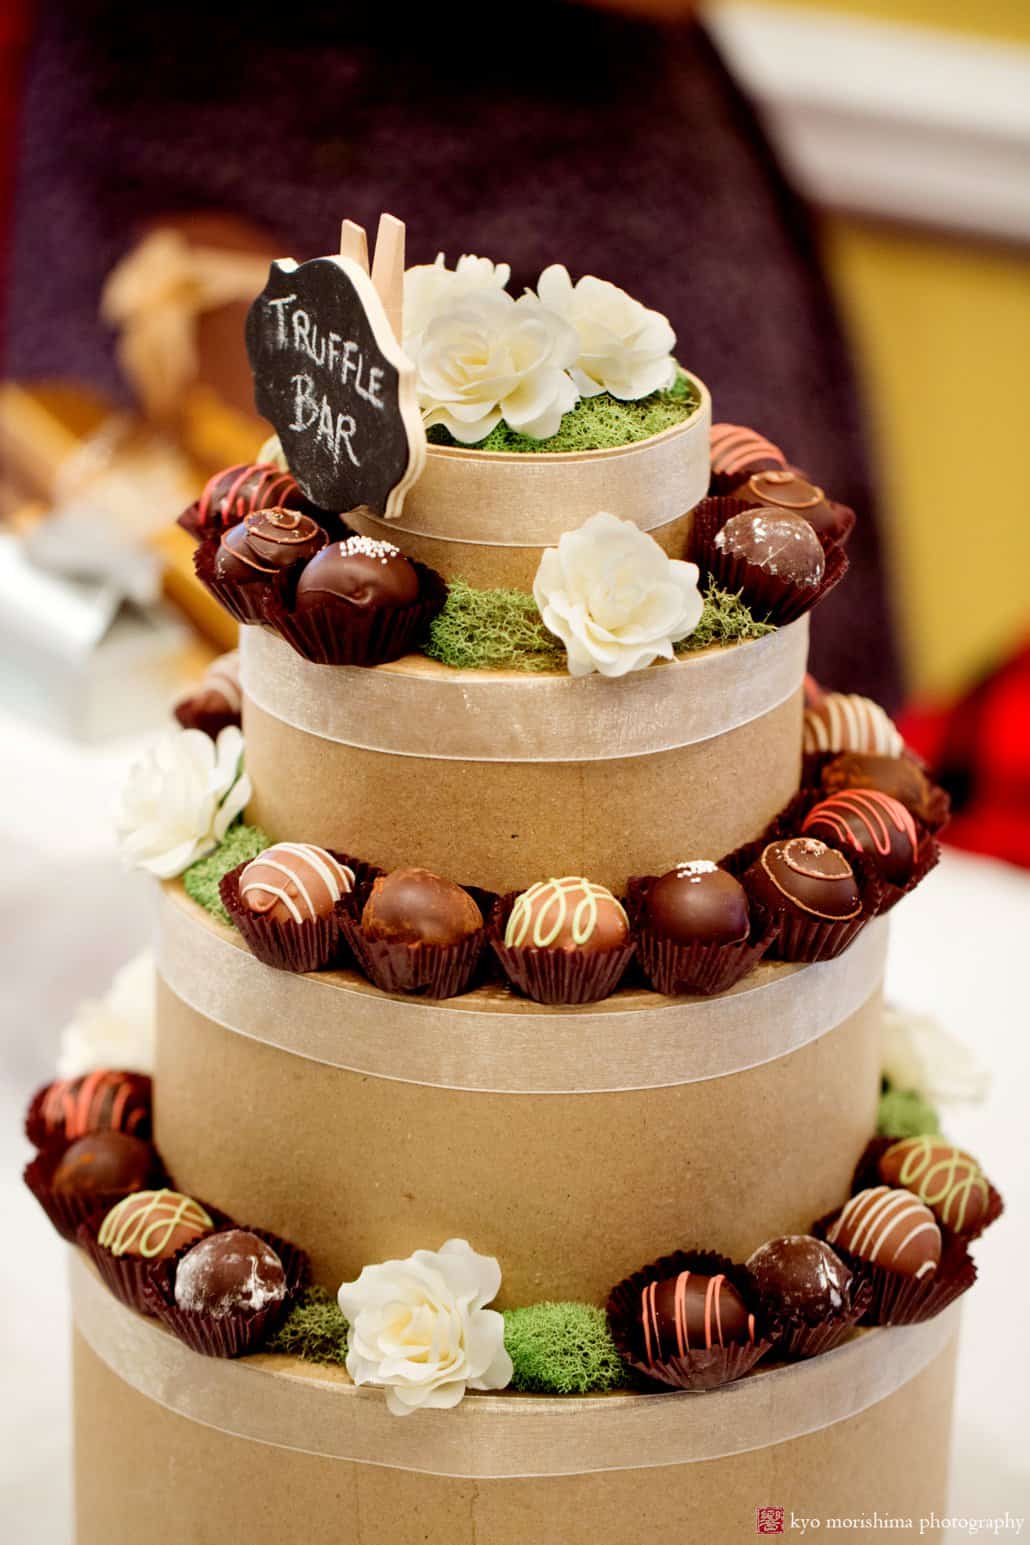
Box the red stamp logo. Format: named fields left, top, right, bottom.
left=756, top=1507, right=785, bottom=1535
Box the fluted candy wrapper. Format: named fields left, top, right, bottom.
left=337, top=884, right=493, bottom=1000
left=626, top=876, right=778, bottom=996
left=688, top=496, right=849, bottom=625
left=812, top=1208, right=977, bottom=1327
left=219, top=850, right=376, bottom=975
left=489, top=894, right=636, bottom=1006
left=263, top=558, right=446, bottom=667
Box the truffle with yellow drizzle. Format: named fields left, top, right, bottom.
left=878, top=1137, right=990, bottom=1235
left=98, top=1189, right=213, bottom=1260
left=505, top=877, right=629, bottom=952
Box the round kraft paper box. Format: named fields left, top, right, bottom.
left=239, top=617, right=809, bottom=895
left=154, top=884, right=887, bottom=1303
left=346, top=375, right=712, bottom=589
left=71, top=1252, right=961, bottom=1545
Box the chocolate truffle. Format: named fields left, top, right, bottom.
left=174, top=650, right=242, bottom=737
left=878, top=1137, right=990, bottom=1235
left=746, top=1236, right=852, bottom=1321
left=174, top=1229, right=287, bottom=1319
left=709, top=423, right=787, bottom=492
left=641, top=1270, right=755, bottom=1363
left=803, top=693, right=903, bottom=756
left=295, top=535, right=420, bottom=613
left=52, top=1132, right=158, bottom=1198
left=802, top=790, right=919, bottom=887
left=505, top=877, right=629, bottom=952
left=97, top=1189, right=213, bottom=1260
left=745, top=838, right=862, bottom=923
left=826, top=1186, right=941, bottom=1279
left=645, top=861, right=749, bottom=946
left=27, top=1070, right=152, bottom=1147
left=713, top=508, right=825, bottom=589
left=362, top=868, right=483, bottom=947
left=820, top=752, right=935, bottom=822
left=195, top=462, right=305, bottom=534
left=239, top=843, right=355, bottom=926
left=215, top=508, right=325, bottom=585
left=735, top=469, right=840, bottom=540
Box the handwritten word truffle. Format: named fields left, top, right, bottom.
left=215, top=508, right=326, bottom=585
left=709, top=423, right=786, bottom=488
left=645, top=861, right=749, bottom=945
left=803, top=694, right=903, bottom=756
left=826, top=1186, right=941, bottom=1279
left=195, top=463, right=304, bottom=534
left=239, top=844, right=355, bottom=926
left=27, top=1071, right=152, bottom=1147
left=505, top=877, right=629, bottom=952
left=714, top=509, right=825, bottom=589
left=174, top=1230, right=287, bottom=1319
left=98, top=1190, right=213, bottom=1260
left=746, top=838, right=862, bottom=923
left=820, top=752, right=934, bottom=821
left=52, top=1132, right=158, bottom=1198
left=361, top=868, right=483, bottom=947
left=746, top=1236, right=851, bottom=1320
left=878, top=1137, right=990, bottom=1235
left=641, top=1270, right=755, bottom=1363
left=295, top=535, right=420, bottom=615
left=803, top=790, right=918, bottom=887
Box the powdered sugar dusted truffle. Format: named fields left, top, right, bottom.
left=803, top=693, right=903, bottom=756
left=505, top=877, right=629, bottom=952
left=826, top=1186, right=941, bottom=1279
left=713, top=508, right=825, bottom=589
left=174, top=1229, right=286, bottom=1319
left=239, top=843, right=354, bottom=926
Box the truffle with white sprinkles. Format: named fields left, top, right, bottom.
left=295, top=534, right=421, bottom=613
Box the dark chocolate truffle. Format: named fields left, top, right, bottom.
left=645, top=861, right=749, bottom=945
left=803, top=694, right=903, bottom=756
left=826, top=1187, right=941, bottom=1279
left=504, top=876, right=629, bottom=952
left=362, top=868, right=484, bottom=947
left=174, top=1229, right=287, bottom=1319
left=713, top=508, right=825, bottom=589
left=195, top=462, right=305, bottom=534
left=27, top=1070, right=152, bottom=1147
left=641, top=1269, right=755, bottom=1363
left=736, top=469, right=841, bottom=539
left=802, top=790, right=918, bottom=887
left=295, top=535, right=420, bottom=613
left=52, top=1132, right=157, bottom=1198
left=239, top=843, right=355, bottom=925
left=746, top=1235, right=852, bottom=1321
left=820, top=752, right=935, bottom=822
left=709, top=423, right=787, bottom=492
left=97, top=1189, right=213, bottom=1260
left=746, top=838, right=862, bottom=923
left=878, top=1137, right=989, bottom=1235
left=214, top=508, right=325, bottom=584
left=174, top=651, right=242, bottom=737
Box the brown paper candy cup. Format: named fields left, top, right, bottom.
left=812, top=1210, right=977, bottom=1326
left=218, top=850, right=373, bottom=974
left=758, top=1274, right=873, bottom=1363
left=143, top=1225, right=311, bottom=1358
left=607, top=1249, right=773, bottom=1392
left=625, top=877, right=778, bottom=996
left=740, top=845, right=882, bottom=965
left=23, top=1143, right=169, bottom=1244
left=264, top=560, right=447, bottom=667
left=338, top=887, right=492, bottom=999
left=24, top=1071, right=153, bottom=1150
left=851, top=1138, right=1004, bottom=1245
left=688, top=496, right=849, bottom=625
left=489, top=894, right=636, bottom=1006
left=77, top=1199, right=233, bottom=1317
left=193, top=536, right=278, bottom=626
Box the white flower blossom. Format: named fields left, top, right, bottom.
left=403, top=253, right=512, bottom=354
left=115, top=726, right=251, bottom=879
left=535, top=264, right=677, bottom=401
left=57, top=951, right=156, bottom=1077
left=882, top=1005, right=990, bottom=1105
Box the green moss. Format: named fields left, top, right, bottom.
left=503, top=1302, right=629, bottom=1395
left=876, top=1086, right=941, bottom=1140
left=183, top=822, right=269, bottom=926
left=265, top=1287, right=349, bottom=1365
left=427, top=372, right=701, bottom=454
left=675, top=586, right=776, bottom=654
left=424, top=579, right=567, bottom=672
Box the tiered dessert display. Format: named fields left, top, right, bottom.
left=24, top=217, right=1001, bottom=1544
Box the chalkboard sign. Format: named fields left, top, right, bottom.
left=246, top=255, right=426, bottom=519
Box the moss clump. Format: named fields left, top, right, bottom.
left=183, top=822, right=269, bottom=926
left=427, top=372, right=701, bottom=455
left=424, top=579, right=567, bottom=672
left=676, top=586, right=776, bottom=654
left=503, top=1302, right=629, bottom=1395
left=876, top=1085, right=941, bottom=1140
left=265, top=1287, right=349, bottom=1365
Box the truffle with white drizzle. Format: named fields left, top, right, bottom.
left=238, top=843, right=354, bottom=926
left=505, top=877, right=629, bottom=952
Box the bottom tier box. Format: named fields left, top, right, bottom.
left=72, top=1254, right=960, bottom=1545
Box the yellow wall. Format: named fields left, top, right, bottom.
left=753, top=0, right=1030, bottom=47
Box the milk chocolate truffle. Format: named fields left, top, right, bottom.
left=174, top=1230, right=287, bottom=1319
left=735, top=469, right=841, bottom=540
left=826, top=1187, right=941, bottom=1279
left=214, top=508, right=326, bottom=584
left=713, top=508, right=825, bottom=589
left=295, top=535, right=420, bottom=613
left=505, top=877, right=629, bottom=952
left=645, top=861, right=749, bottom=945
left=195, top=462, right=305, bottom=534
left=641, top=1269, right=755, bottom=1363
left=361, top=868, right=484, bottom=947
left=239, top=843, right=355, bottom=925
left=821, top=752, right=935, bottom=822
left=174, top=650, right=242, bottom=737
left=803, top=693, right=903, bottom=756
left=746, top=1236, right=852, bottom=1320
left=709, top=423, right=787, bottom=492
left=746, top=838, right=862, bottom=923
left=98, top=1190, right=214, bottom=1260
left=52, top=1132, right=157, bottom=1198
left=879, top=1137, right=990, bottom=1235
left=802, top=790, right=919, bottom=887
left=27, top=1070, right=152, bottom=1147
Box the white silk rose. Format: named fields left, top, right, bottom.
left=403, top=253, right=512, bottom=353
left=338, top=1238, right=513, bottom=1416
left=882, top=1005, right=990, bottom=1106
left=411, top=289, right=580, bottom=443
left=534, top=512, right=704, bottom=678
left=115, top=725, right=251, bottom=879
left=535, top=264, right=677, bottom=401
left=57, top=951, right=156, bottom=1077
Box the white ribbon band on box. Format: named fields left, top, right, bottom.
left=70, top=1251, right=959, bottom=1479
left=239, top=616, right=808, bottom=764
left=158, top=888, right=887, bottom=1094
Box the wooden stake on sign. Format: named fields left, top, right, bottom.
left=339, top=219, right=370, bottom=274
left=370, top=213, right=405, bottom=347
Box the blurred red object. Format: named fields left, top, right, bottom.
left=0, top=1, right=33, bottom=349
left=899, top=641, right=1030, bottom=869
